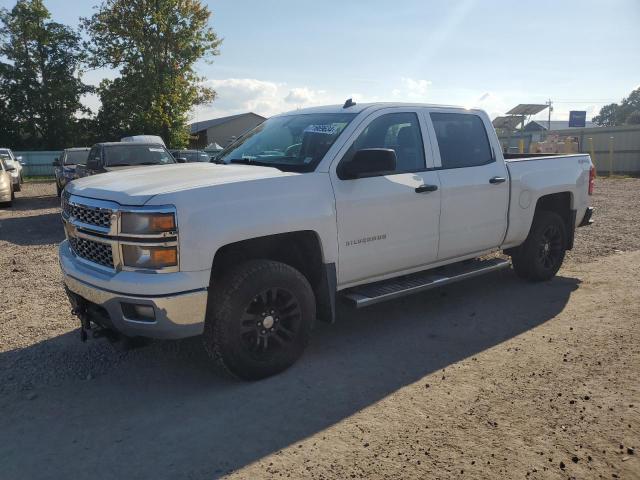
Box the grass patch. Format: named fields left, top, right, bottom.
left=24, top=176, right=55, bottom=183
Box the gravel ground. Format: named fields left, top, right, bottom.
left=0, top=179, right=638, bottom=479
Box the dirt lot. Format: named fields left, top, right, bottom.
left=0, top=179, right=638, bottom=480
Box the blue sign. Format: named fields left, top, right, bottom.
left=569, top=111, right=587, bottom=128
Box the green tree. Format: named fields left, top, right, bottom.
left=592, top=103, right=619, bottom=127
left=626, top=110, right=640, bottom=125
left=82, top=0, right=221, bottom=147
left=0, top=0, right=92, bottom=149
left=592, top=87, right=640, bottom=127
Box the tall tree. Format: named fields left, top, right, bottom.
left=592, top=87, right=640, bottom=126
left=0, top=0, right=91, bottom=149
left=82, top=0, right=221, bottom=147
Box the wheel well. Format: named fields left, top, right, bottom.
left=535, top=192, right=572, bottom=221
left=211, top=231, right=335, bottom=322
left=534, top=191, right=575, bottom=249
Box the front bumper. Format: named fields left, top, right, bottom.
left=60, top=242, right=209, bottom=339
left=0, top=190, right=11, bottom=202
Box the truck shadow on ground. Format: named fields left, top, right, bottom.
left=11, top=189, right=60, bottom=212
left=0, top=270, right=580, bottom=479
left=0, top=212, right=64, bottom=245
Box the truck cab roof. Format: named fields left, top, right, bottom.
left=276, top=102, right=479, bottom=117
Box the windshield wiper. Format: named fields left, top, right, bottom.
left=106, top=163, right=132, bottom=167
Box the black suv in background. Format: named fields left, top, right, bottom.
left=53, top=147, right=90, bottom=197
left=77, top=142, right=176, bottom=178
left=169, top=149, right=212, bottom=163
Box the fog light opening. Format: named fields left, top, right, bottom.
left=121, top=302, right=156, bottom=322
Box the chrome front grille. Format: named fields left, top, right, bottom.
left=62, top=192, right=112, bottom=229
left=69, top=237, right=114, bottom=268
left=61, top=193, right=178, bottom=273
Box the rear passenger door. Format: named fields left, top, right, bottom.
left=426, top=110, right=509, bottom=260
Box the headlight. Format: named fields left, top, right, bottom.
left=121, top=245, right=178, bottom=269
left=121, top=212, right=176, bottom=234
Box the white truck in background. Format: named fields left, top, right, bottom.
left=59, top=101, right=594, bottom=380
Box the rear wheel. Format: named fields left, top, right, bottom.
left=203, top=260, right=315, bottom=380
left=510, top=210, right=567, bottom=281
left=56, top=183, right=62, bottom=197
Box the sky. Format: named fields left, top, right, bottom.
left=2, top=0, right=639, bottom=124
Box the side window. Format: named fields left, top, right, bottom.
left=343, top=112, right=426, bottom=174
left=430, top=113, right=494, bottom=169
left=86, top=147, right=101, bottom=169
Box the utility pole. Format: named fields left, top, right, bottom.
left=546, top=98, right=553, bottom=131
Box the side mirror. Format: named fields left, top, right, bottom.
left=16, top=156, right=22, bottom=162
left=176, top=157, right=187, bottom=163
left=340, top=148, right=397, bottom=180
left=52, top=158, right=60, bottom=167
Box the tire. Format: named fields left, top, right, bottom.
left=203, top=260, right=316, bottom=380
left=14, top=180, right=21, bottom=192
left=56, top=183, right=62, bottom=198
left=510, top=210, right=567, bottom=281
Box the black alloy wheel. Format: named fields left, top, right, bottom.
left=240, top=287, right=302, bottom=357
left=537, top=223, right=564, bottom=270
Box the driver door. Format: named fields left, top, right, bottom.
left=330, top=109, right=441, bottom=287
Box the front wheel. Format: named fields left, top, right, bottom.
left=203, top=260, right=316, bottom=380
left=510, top=210, right=567, bottom=281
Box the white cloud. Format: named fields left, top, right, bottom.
left=192, top=78, right=341, bottom=121
left=284, top=87, right=320, bottom=105
left=390, top=77, right=432, bottom=101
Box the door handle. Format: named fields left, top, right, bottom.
left=489, top=176, right=506, bottom=184
left=415, top=184, right=438, bottom=193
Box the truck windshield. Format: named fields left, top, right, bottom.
left=217, top=113, right=357, bottom=172
left=104, top=144, right=175, bottom=167
left=64, top=150, right=89, bottom=166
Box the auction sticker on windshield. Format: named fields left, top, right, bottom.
left=304, top=124, right=339, bottom=135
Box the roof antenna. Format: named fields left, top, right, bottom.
left=343, top=98, right=356, bottom=109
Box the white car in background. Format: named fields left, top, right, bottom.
left=121, top=135, right=166, bottom=146
left=0, top=148, right=24, bottom=191
left=0, top=157, right=15, bottom=207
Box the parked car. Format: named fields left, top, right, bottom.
left=169, top=149, right=212, bottom=163
left=53, top=147, right=90, bottom=197
left=77, top=142, right=176, bottom=178
left=0, top=148, right=24, bottom=191
left=0, top=158, right=15, bottom=207
left=59, top=102, right=594, bottom=380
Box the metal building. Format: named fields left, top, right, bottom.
left=189, top=113, right=266, bottom=149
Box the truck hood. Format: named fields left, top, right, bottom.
left=67, top=163, right=296, bottom=205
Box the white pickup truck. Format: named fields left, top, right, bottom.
left=59, top=102, right=594, bottom=380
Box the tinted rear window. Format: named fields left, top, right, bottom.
left=104, top=145, right=175, bottom=166
left=64, top=150, right=89, bottom=165
left=430, top=113, right=493, bottom=169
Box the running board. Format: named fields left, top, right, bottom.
left=341, top=258, right=511, bottom=308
